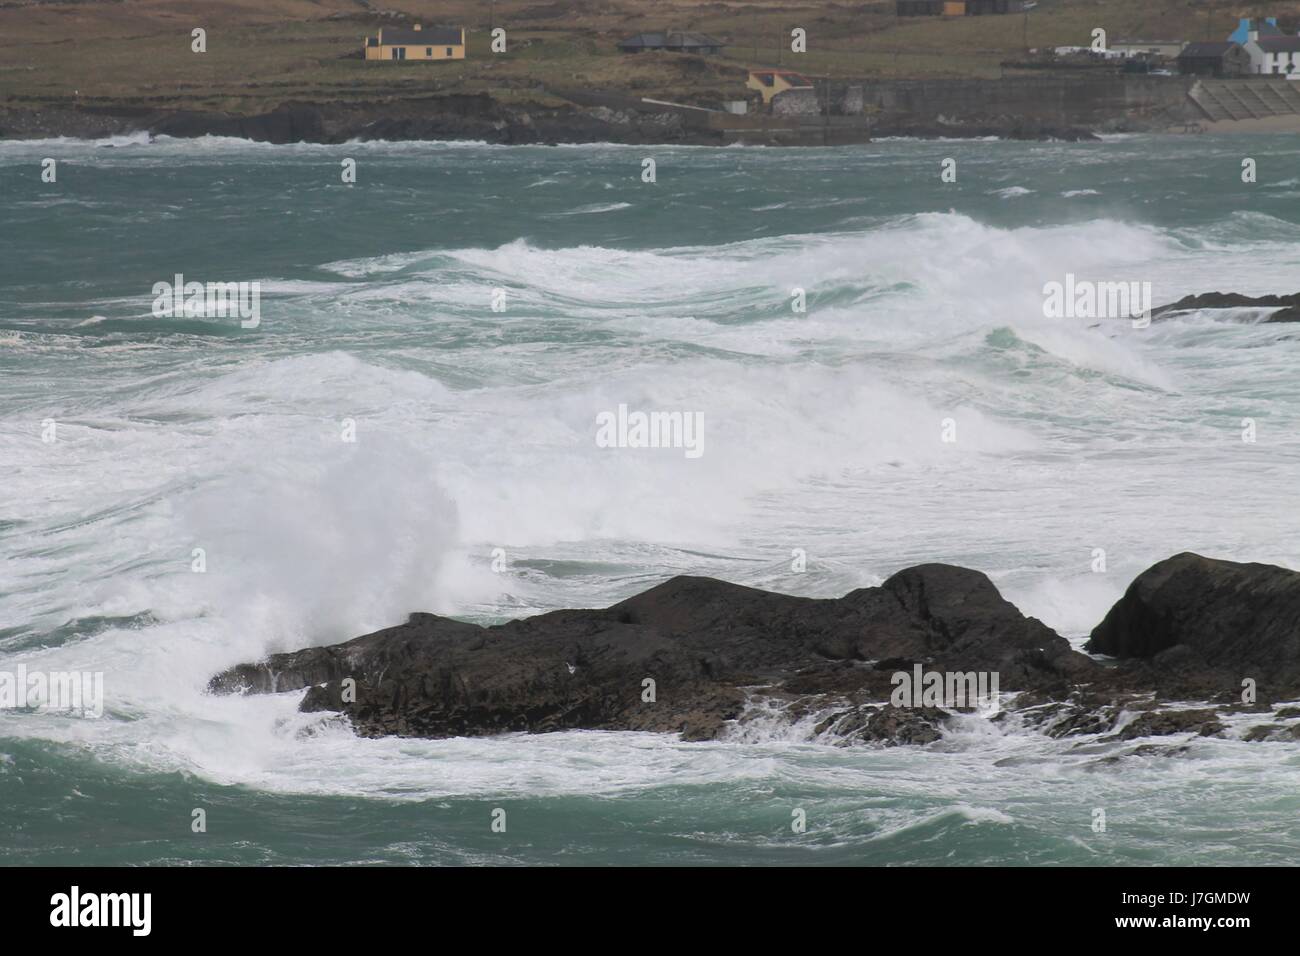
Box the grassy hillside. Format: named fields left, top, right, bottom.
left=4, top=0, right=1300, bottom=112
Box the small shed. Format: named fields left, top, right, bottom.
left=1177, top=41, right=1251, bottom=78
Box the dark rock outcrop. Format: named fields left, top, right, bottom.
left=210, top=553, right=1300, bottom=748
left=0, top=97, right=710, bottom=147
left=149, top=103, right=326, bottom=144
left=1244, top=723, right=1300, bottom=743
left=814, top=704, right=950, bottom=746
left=1111, top=708, right=1225, bottom=741
left=1086, top=552, right=1300, bottom=702
left=1152, top=292, right=1300, bottom=323
left=210, top=563, right=1090, bottom=744
left=4, top=93, right=1114, bottom=147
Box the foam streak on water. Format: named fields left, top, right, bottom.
left=1, top=135, right=1299, bottom=865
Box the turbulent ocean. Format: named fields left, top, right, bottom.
left=2, top=133, right=1299, bottom=865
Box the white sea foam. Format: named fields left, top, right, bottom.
left=4, top=140, right=1300, bottom=858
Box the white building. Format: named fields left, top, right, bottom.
left=1244, top=35, right=1300, bottom=76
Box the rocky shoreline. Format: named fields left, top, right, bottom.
left=210, top=553, right=1300, bottom=749
left=0, top=98, right=1102, bottom=146
left=1153, top=291, right=1300, bottom=323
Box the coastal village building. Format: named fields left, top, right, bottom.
left=897, top=0, right=1012, bottom=15
left=1228, top=18, right=1284, bottom=45
left=1245, top=36, right=1300, bottom=76
left=1220, top=16, right=1300, bottom=76
left=746, top=69, right=814, bottom=105
left=1110, top=40, right=1186, bottom=60
left=1176, top=42, right=1252, bottom=78
left=364, top=24, right=465, bottom=61
left=617, top=32, right=723, bottom=54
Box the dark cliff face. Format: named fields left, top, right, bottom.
left=3, top=97, right=1107, bottom=147
left=0, top=98, right=710, bottom=147
left=210, top=554, right=1300, bottom=747
left=148, top=97, right=684, bottom=146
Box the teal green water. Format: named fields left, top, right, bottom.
left=2, top=134, right=1299, bottom=865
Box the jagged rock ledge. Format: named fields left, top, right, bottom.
left=0, top=98, right=1105, bottom=147
left=210, top=553, right=1300, bottom=749
left=0, top=98, right=702, bottom=146
left=1153, top=291, right=1300, bottom=324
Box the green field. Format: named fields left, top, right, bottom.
left=3, top=0, right=1299, bottom=112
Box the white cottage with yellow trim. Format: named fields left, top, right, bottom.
left=364, top=24, right=465, bottom=61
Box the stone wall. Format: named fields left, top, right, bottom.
left=856, top=75, right=1198, bottom=129
left=772, top=88, right=820, bottom=116
left=773, top=84, right=868, bottom=117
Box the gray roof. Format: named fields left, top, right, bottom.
left=379, top=27, right=463, bottom=47
left=618, top=32, right=661, bottom=48
left=1257, top=36, right=1300, bottom=52
left=1179, top=42, right=1240, bottom=58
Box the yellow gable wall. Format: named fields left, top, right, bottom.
left=746, top=74, right=799, bottom=104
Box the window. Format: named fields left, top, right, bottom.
left=391, top=47, right=405, bottom=60
left=446, top=47, right=453, bottom=56
left=426, top=47, right=432, bottom=57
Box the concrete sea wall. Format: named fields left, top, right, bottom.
left=857, top=75, right=1198, bottom=129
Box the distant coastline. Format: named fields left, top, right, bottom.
left=0, top=98, right=1132, bottom=147
left=0, top=75, right=1212, bottom=147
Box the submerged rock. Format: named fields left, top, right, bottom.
left=1243, top=723, right=1300, bottom=743
left=1111, top=708, right=1225, bottom=741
